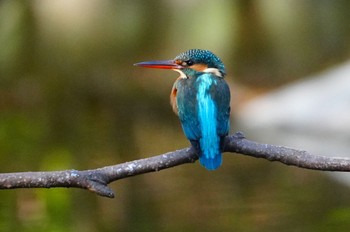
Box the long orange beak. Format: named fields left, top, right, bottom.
left=134, top=60, right=183, bottom=69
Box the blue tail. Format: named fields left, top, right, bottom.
left=199, top=151, right=222, bottom=170
left=190, top=139, right=222, bottom=170
left=198, top=135, right=222, bottom=170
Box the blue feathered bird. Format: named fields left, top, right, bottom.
left=135, top=49, right=230, bottom=170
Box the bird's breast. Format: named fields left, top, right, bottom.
left=170, top=82, right=178, bottom=115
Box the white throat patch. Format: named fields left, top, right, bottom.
left=173, top=68, right=223, bottom=79
left=174, top=69, right=187, bottom=79
left=203, top=68, right=223, bottom=77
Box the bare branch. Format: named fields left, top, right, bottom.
left=224, top=132, right=350, bottom=171
left=1, top=132, right=350, bottom=198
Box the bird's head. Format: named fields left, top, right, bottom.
left=134, top=49, right=226, bottom=78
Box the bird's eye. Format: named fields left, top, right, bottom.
left=185, top=60, right=194, bottom=66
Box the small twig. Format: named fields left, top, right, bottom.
left=1, top=132, right=350, bottom=198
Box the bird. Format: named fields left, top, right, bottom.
left=134, top=49, right=230, bottom=170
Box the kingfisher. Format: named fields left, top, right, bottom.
left=135, top=49, right=230, bottom=170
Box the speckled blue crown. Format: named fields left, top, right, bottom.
left=174, top=49, right=226, bottom=76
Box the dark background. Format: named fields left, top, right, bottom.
left=1, top=0, right=350, bottom=231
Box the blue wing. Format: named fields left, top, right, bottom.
left=213, top=78, right=231, bottom=138
left=175, top=78, right=201, bottom=141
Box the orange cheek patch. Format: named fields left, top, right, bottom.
left=175, top=60, right=182, bottom=65
left=190, top=64, right=208, bottom=72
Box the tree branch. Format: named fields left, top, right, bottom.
left=1, top=132, right=350, bottom=198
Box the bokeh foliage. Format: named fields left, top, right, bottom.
left=1, top=0, right=350, bottom=231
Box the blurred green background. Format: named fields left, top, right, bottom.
left=1, top=0, right=350, bottom=231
